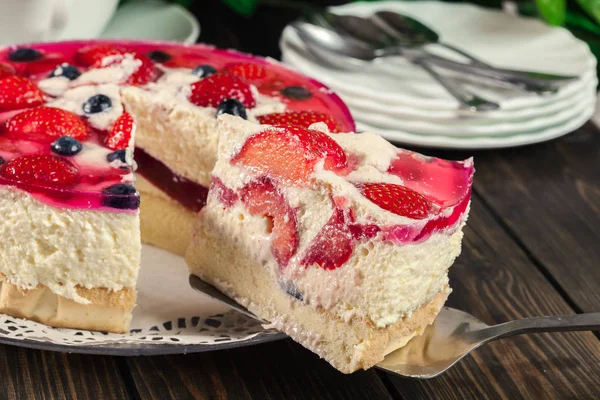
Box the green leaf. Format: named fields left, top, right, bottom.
left=223, top=0, right=260, bottom=16
left=576, top=0, right=600, bottom=25
left=535, top=0, right=566, bottom=25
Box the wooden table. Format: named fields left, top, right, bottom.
left=2, top=3, right=600, bottom=399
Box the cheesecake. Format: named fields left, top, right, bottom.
left=0, top=40, right=354, bottom=332
left=186, top=115, right=473, bottom=373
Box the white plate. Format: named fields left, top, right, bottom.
left=0, top=245, right=283, bottom=355
left=280, top=1, right=595, bottom=111
left=100, top=0, right=200, bottom=44
left=350, top=86, right=596, bottom=137
left=282, top=38, right=594, bottom=123
left=357, top=102, right=596, bottom=149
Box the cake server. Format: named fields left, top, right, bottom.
left=189, top=274, right=600, bottom=379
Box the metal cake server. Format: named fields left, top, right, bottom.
left=190, top=274, right=600, bottom=379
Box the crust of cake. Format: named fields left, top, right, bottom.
left=137, top=175, right=196, bottom=256
left=187, top=220, right=449, bottom=373
left=0, top=273, right=135, bottom=333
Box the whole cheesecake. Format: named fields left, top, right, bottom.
left=0, top=40, right=354, bottom=333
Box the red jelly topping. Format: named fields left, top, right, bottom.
left=134, top=147, right=208, bottom=213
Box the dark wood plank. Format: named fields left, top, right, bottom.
left=382, top=195, right=600, bottom=399
left=0, top=344, right=130, bottom=400
left=126, top=339, right=393, bottom=400
left=470, top=122, right=600, bottom=313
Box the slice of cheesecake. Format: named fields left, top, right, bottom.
left=186, top=115, right=474, bottom=373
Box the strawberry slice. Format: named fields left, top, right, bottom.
left=95, top=52, right=158, bottom=86
left=189, top=74, right=256, bottom=108
left=241, top=178, right=298, bottom=268
left=302, top=208, right=354, bottom=270
left=257, top=111, right=342, bottom=133
left=106, top=112, right=134, bottom=150
left=223, top=63, right=270, bottom=81
left=357, top=183, right=434, bottom=220
left=6, top=106, right=89, bottom=142
left=232, top=126, right=347, bottom=184
left=0, top=76, right=45, bottom=111
left=1, top=154, right=79, bottom=188
left=75, top=44, right=126, bottom=66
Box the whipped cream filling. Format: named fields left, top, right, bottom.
left=0, top=187, right=140, bottom=304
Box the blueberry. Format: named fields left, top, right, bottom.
left=107, top=149, right=128, bottom=164
left=82, top=94, right=112, bottom=114
left=216, top=99, right=247, bottom=120
left=0, top=156, right=4, bottom=164
left=8, top=47, right=42, bottom=62
left=192, top=64, right=217, bottom=78
left=50, top=136, right=83, bottom=156
left=49, top=63, right=81, bottom=80
left=146, top=50, right=171, bottom=63
left=101, top=184, right=140, bottom=210
left=281, top=86, right=312, bottom=100
left=284, top=283, right=304, bottom=301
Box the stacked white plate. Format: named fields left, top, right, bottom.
left=280, top=1, right=597, bottom=149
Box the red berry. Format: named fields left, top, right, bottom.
left=210, top=176, right=238, bottom=208
left=95, top=52, right=158, bottom=86
left=302, top=208, right=354, bottom=270
left=6, top=106, right=89, bottom=142
left=223, top=63, right=270, bottom=81
left=106, top=112, right=134, bottom=150
left=257, top=111, right=342, bottom=133
left=357, top=183, right=434, bottom=220
left=232, top=125, right=347, bottom=185
left=0, top=76, right=45, bottom=111
left=189, top=74, right=256, bottom=108
left=75, top=45, right=126, bottom=66
left=241, top=178, right=298, bottom=268
left=1, top=154, right=79, bottom=188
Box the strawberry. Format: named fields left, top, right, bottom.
left=106, top=112, right=134, bottom=150
left=189, top=74, right=256, bottom=108
left=302, top=208, right=354, bottom=270
left=0, top=76, right=45, bottom=111
left=232, top=126, right=347, bottom=184
left=241, top=178, right=298, bottom=268
left=95, top=52, right=158, bottom=86
left=75, top=44, right=126, bottom=66
left=6, top=106, right=89, bottom=142
left=257, top=111, right=341, bottom=133
left=223, top=63, right=270, bottom=81
left=357, top=183, right=434, bottom=220
left=0, top=154, right=79, bottom=188
left=0, top=63, right=15, bottom=79
left=210, top=177, right=238, bottom=208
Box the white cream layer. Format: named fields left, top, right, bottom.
left=0, top=187, right=141, bottom=304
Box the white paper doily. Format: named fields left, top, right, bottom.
left=0, top=245, right=284, bottom=355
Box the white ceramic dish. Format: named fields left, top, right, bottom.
left=282, top=37, right=594, bottom=123
left=357, top=102, right=596, bottom=149
left=100, top=0, right=200, bottom=44
left=350, top=86, right=596, bottom=137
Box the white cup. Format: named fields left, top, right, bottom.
left=0, top=0, right=119, bottom=45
